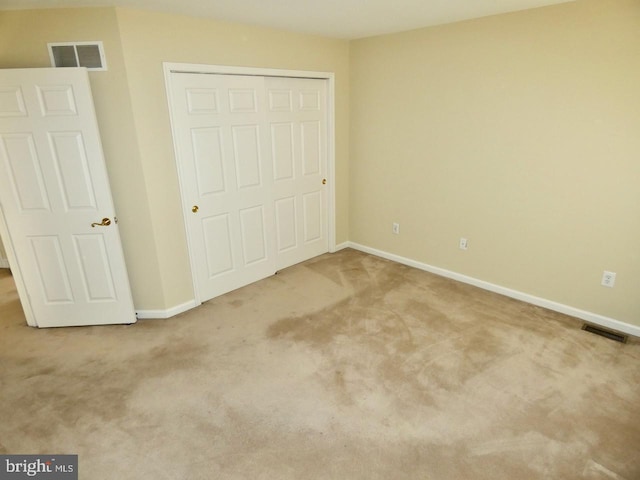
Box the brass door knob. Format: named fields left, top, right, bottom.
left=192, top=205, right=199, bottom=213
left=91, top=218, right=111, bottom=228
left=322, top=178, right=327, bottom=185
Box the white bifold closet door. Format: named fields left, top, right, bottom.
left=169, top=73, right=328, bottom=303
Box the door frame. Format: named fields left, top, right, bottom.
left=0, top=204, right=36, bottom=326
left=163, top=63, right=337, bottom=305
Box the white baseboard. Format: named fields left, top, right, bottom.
left=0, top=259, right=9, bottom=268
left=332, top=241, right=350, bottom=252
left=348, top=242, right=640, bottom=338
left=136, top=299, right=199, bottom=320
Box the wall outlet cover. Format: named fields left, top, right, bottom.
left=601, top=271, right=616, bottom=288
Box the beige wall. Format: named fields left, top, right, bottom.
left=350, top=0, right=640, bottom=325
left=0, top=8, right=163, bottom=308
left=0, top=7, right=350, bottom=311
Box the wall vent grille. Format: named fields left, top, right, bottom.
left=48, top=42, right=107, bottom=71
left=582, top=324, right=628, bottom=343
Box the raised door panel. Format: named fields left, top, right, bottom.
left=0, top=87, right=27, bottom=117
left=48, top=131, right=97, bottom=210
left=271, top=122, right=295, bottom=182
left=73, top=234, right=117, bottom=302
left=202, top=214, right=235, bottom=278
left=232, top=125, right=262, bottom=189
left=229, top=89, right=258, bottom=113
left=275, top=196, right=297, bottom=253
left=29, top=235, right=74, bottom=304
left=302, top=191, right=322, bottom=243
left=187, top=88, right=219, bottom=115
left=268, top=90, right=293, bottom=112
left=0, top=133, right=51, bottom=212
left=239, top=205, right=268, bottom=266
left=301, top=121, right=321, bottom=176
left=36, top=84, right=78, bottom=116
left=191, top=127, right=226, bottom=196
left=299, top=90, right=321, bottom=111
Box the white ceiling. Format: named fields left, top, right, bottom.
left=0, top=0, right=576, bottom=39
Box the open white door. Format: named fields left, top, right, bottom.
left=0, top=68, right=136, bottom=327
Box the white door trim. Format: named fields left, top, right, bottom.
left=163, top=62, right=337, bottom=306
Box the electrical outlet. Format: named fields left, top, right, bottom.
left=392, top=223, right=400, bottom=235
left=459, top=237, right=468, bottom=250
left=601, top=271, right=616, bottom=288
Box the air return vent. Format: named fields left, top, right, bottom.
left=48, top=42, right=107, bottom=71
left=581, top=324, right=627, bottom=343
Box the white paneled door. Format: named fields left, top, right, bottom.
left=267, top=77, right=328, bottom=269
left=170, top=73, right=276, bottom=300
left=168, top=72, right=328, bottom=303
left=0, top=68, right=136, bottom=327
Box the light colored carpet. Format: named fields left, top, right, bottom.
left=1, top=249, right=639, bottom=479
